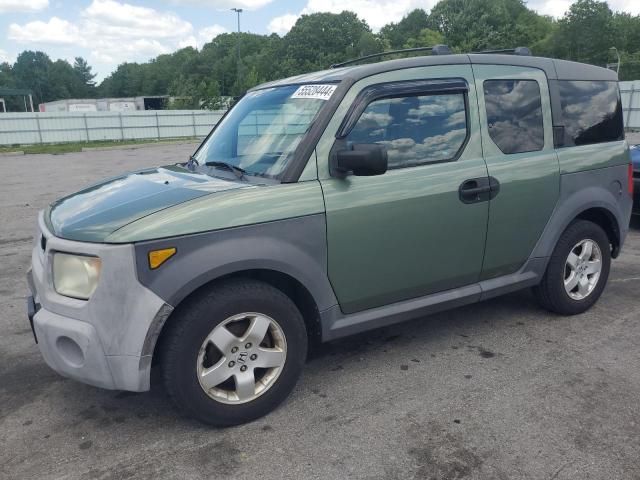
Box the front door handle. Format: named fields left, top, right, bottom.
left=459, top=177, right=500, bottom=204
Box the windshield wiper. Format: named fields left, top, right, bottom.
left=205, top=160, right=248, bottom=180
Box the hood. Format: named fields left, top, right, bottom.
left=48, top=165, right=248, bottom=242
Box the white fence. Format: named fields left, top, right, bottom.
left=620, top=81, right=640, bottom=130
left=0, top=110, right=226, bottom=146
left=1, top=83, right=639, bottom=146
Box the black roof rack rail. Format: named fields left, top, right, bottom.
left=474, top=47, right=532, bottom=56
left=330, top=44, right=452, bottom=69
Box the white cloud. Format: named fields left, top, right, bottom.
left=82, top=0, right=192, bottom=40
left=8, top=17, right=82, bottom=45
left=198, top=24, right=227, bottom=44
left=7, top=0, right=198, bottom=69
left=615, top=0, right=640, bottom=14
left=526, top=0, right=573, bottom=18
left=268, top=14, right=298, bottom=35
left=166, top=0, right=273, bottom=10
left=268, top=0, right=433, bottom=35
left=0, top=49, right=15, bottom=64
left=175, top=25, right=227, bottom=49
left=178, top=35, right=198, bottom=49
left=0, top=0, right=48, bottom=13
left=528, top=0, right=640, bottom=17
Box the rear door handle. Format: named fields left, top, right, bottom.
left=459, top=177, right=500, bottom=204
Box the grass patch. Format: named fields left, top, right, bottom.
left=0, top=138, right=199, bottom=155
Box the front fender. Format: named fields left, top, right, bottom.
left=133, top=214, right=337, bottom=312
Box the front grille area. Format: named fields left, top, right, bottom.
left=40, top=235, right=47, bottom=252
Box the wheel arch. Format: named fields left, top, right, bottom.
left=530, top=167, right=629, bottom=265
left=150, top=267, right=324, bottom=368
left=574, top=206, right=621, bottom=258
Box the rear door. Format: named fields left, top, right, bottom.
left=471, top=65, right=560, bottom=280
left=316, top=65, right=490, bottom=314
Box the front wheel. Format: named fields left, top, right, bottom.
left=161, top=279, right=308, bottom=426
left=534, top=219, right=611, bottom=315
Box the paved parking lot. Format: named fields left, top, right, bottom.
left=1, top=143, right=639, bottom=480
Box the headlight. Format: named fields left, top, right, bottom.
left=52, top=253, right=101, bottom=300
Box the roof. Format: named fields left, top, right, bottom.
left=252, top=54, right=617, bottom=90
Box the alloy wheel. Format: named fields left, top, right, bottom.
left=196, top=312, right=287, bottom=404
left=564, top=239, right=602, bottom=301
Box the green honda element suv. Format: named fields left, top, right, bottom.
left=27, top=46, right=633, bottom=426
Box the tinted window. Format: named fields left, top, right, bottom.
left=346, top=93, right=468, bottom=169
left=484, top=79, right=544, bottom=154
left=558, top=80, right=623, bottom=147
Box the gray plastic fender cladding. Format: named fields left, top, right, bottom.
left=530, top=164, right=631, bottom=261
left=134, top=213, right=337, bottom=313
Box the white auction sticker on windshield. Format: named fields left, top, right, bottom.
left=291, top=84, right=337, bottom=101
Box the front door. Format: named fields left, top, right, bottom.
left=316, top=65, right=490, bottom=314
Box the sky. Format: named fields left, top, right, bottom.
left=1, top=0, right=639, bottom=81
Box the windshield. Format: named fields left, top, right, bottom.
left=193, top=84, right=336, bottom=179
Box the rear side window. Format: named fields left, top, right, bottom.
left=557, top=80, right=623, bottom=147
left=484, top=79, right=544, bottom=154
left=346, top=93, right=468, bottom=169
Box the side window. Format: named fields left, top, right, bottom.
left=345, top=92, right=468, bottom=169
left=484, top=79, right=544, bottom=154
left=557, top=80, right=623, bottom=147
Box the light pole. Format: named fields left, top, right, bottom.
left=608, top=46, right=620, bottom=74
left=231, top=8, right=243, bottom=92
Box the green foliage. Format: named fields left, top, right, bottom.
left=403, top=29, right=445, bottom=49
left=427, top=0, right=554, bottom=52
left=0, top=51, right=98, bottom=108
left=552, top=0, right=614, bottom=65
left=2, top=2, right=639, bottom=109
left=73, top=57, right=97, bottom=93
left=280, top=11, right=372, bottom=74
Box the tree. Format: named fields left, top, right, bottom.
left=48, top=59, right=86, bottom=99
left=357, top=32, right=383, bottom=56
left=427, top=0, right=553, bottom=52
left=281, top=12, right=372, bottom=73
left=0, top=62, right=15, bottom=88
left=403, top=28, right=445, bottom=49
left=73, top=57, right=97, bottom=96
left=380, top=9, right=430, bottom=49
left=11, top=51, right=53, bottom=104
left=551, top=0, right=614, bottom=65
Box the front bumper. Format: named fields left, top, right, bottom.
left=27, top=212, right=173, bottom=391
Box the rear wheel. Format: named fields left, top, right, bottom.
left=161, top=279, right=307, bottom=426
left=534, top=220, right=611, bottom=315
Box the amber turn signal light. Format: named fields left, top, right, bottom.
left=148, top=248, right=176, bottom=269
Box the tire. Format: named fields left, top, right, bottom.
left=534, top=219, right=611, bottom=315
left=161, top=279, right=307, bottom=426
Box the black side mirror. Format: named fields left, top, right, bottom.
left=332, top=143, right=388, bottom=177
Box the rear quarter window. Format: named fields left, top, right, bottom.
left=557, top=80, right=624, bottom=147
